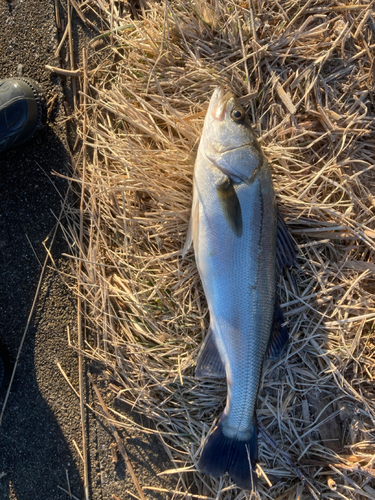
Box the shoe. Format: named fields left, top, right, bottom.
left=0, top=78, right=47, bottom=153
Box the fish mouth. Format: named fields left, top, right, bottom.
left=210, top=86, right=233, bottom=121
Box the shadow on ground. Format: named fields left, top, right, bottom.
left=0, top=125, right=83, bottom=500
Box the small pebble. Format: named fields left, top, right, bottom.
left=17, top=64, right=23, bottom=76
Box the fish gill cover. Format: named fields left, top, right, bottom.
left=67, top=0, right=375, bottom=498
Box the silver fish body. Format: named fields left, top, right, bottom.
left=184, top=87, right=283, bottom=489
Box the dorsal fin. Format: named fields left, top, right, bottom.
left=276, top=209, right=296, bottom=275
left=266, top=302, right=288, bottom=360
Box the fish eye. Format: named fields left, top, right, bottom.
left=231, top=108, right=245, bottom=122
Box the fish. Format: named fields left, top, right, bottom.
left=183, top=86, right=295, bottom=489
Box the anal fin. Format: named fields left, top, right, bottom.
left=196, top=326, right=225, bottom=379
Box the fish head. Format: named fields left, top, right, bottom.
left=201, top=86, right=265, bottom=184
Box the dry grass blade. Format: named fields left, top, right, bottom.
left=67, top=0, right=375, bottom=498
left=45, top=65, right=82, bottom=76
left=54, top=0, right=61, bottom=30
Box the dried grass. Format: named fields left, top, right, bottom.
left=67, top=0, right=375, bottom=498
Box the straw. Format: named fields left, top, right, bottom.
left=67, top=1, right=375, bottom=498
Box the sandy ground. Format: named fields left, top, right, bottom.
left=0, top=1, right=174, bottom=499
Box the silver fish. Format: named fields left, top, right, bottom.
left=183, top=87, right=294, bottom=489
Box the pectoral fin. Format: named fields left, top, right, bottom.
left=196, top=326, right=225, bottom=378
left=216, top=176, right=243, bottom=238
left=276, top=209, right=296, bottom=275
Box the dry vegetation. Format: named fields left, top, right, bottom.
left=66, top=0, right=375, bottom=498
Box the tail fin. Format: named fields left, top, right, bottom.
left=198, top=418, right=258, bottom=490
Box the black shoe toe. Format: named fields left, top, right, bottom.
left=0, top=77, right=47, bottom=153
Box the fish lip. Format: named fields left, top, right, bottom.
left=210, top=86, right=233, bottom=121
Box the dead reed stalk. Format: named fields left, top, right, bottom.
left=66, top=1, right=375, bottom=498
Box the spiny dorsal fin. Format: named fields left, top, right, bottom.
left=276, top=209, right=296, bottom=275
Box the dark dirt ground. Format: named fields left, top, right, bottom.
left=0, top=1, right=174, bottom=499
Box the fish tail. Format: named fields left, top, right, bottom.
left=198, top=417, right=258, bottom=490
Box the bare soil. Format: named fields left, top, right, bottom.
left=0, top=1, right=84, bottom=498
left=0, top=1, right=173, bottom=499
